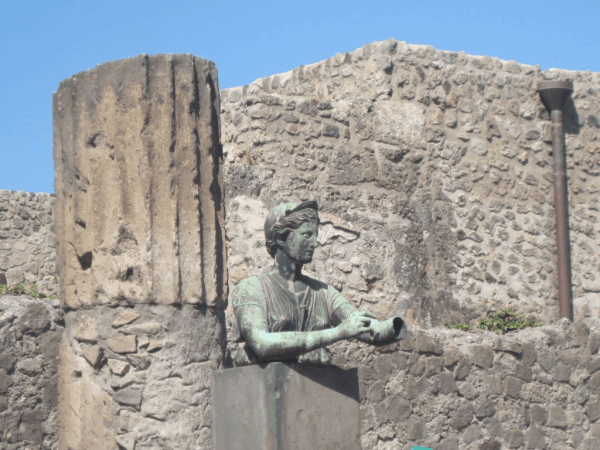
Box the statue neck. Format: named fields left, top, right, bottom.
left=273, top=249, right=303, bottom=283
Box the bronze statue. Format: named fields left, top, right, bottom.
left=231, top=200, right=406, bottom=365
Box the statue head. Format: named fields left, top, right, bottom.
left=264, top=200, right=319, bottom=259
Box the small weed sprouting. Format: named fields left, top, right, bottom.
left=444, top=322, right=472, bottom=332
left=478, top=308, right=542, bottom=334
left=0, top=282, right=58, bottom=299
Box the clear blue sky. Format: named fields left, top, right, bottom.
left=1, top=0, right=598, bottom=194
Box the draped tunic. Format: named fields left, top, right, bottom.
left=231, top=272, right=357, bottom=365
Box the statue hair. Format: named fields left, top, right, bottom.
left=265, top=208, right=319, bottom=258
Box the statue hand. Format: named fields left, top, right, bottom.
left=299, top=347, right=333, bottom=364
left=338, top=311, right=376, bottom=340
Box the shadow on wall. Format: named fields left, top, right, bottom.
left=563, top=98, right=581, bottom=135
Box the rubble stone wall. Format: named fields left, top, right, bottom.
left=0, top=191, right=59, bottom=296
left=0, top=294, right=63, bottom=449
left=1, top=40, right=600, bottom=449
left=220, top=38, right=600, bottom=329
left=350, top=320, right=600, bottom=450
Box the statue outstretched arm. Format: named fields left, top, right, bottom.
left=331, top=301, right=406, bottom=347
left=235, top=304, right=375, bottom=360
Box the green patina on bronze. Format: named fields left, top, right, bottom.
left=232, top=200, right=406, bottom=365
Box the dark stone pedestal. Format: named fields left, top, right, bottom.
left=212, top=362, right=360, bottom=450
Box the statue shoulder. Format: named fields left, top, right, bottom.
left=234, top=274, right=264, bottom=298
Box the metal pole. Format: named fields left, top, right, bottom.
left=538, top=80, right=573, bottom=320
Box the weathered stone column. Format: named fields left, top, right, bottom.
left=53, top=55, right=226, bottom=450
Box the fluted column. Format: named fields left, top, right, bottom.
left=53, top=55, right=226, bottom=450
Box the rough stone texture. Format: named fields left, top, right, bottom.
left=53, top=54, right=226, bottom=308
left=59, top=304, right=224, bottom=449
left=216, top=39, right=600, bottom=448
left=212, top=363, right=360, bottom=450
left=0, top=190, right=58, bottom=296
left=345, top=321, right=600, bottom=449
left=0, top=294, right=63, bottom=449
left=4, top=40, right=600, bottom=448
left=220, top=38, right=600, bottom=330
left=53, top=55, right=227, bottom=450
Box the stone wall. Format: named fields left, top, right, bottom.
left=2, top=40, right=600, bottom=449
left=0, top=294, right=63, bottom=449
left=345, top=320, right=600, bottom=450
left=0, top=190, right=58, bottom=296
left=220, top=38, right=600, bottom=329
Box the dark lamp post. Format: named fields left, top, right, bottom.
left=538, top=80, right=573, bottom=320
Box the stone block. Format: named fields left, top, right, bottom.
left=588, top=357, right=600, bottom=374
left=587, top=401, right=600, bottom=422
left=19, top=408, right=44, bottom=443
left=450, top=402, right=473, bottom=429
left=17, top=303, right=50, bottom=334
left=406, top=375, right=429, bottom=399
left=121, top=322, right=162, bottom=335
left=414, top=331, right=443, bottom=354
left=554, top=362, right=571, bottom=382
left=590, top=372, right=600, bottom=392
left=437, top=434, right=459, bottom=450
left=399, top=330, right=415, bottom=352
left=407, top=420, right=426, bottom=440
left=475, top=396, right=496, bottom=419
left=473, top=345, right=494, bottom=368
left=107, top=335, right=137, bottom=354
left=454, top=357, right=471, bottom=380
left=107, top=359, right=130, bottom=376
left=113, top=388, right=142, bottom=409
left=388, top=396, right=412, bottom=423
left=112, top=310, right=141, bottom=328
left=0, top=369, right=13, bottom=393
left=443, top=347, right=462, bottom=366
left=0, top=352, right=16, bottom=371
left=571, top=322, right=589, bottom=347
left=374, top=354, right=395, bottom=378
left=515, top=363, right=533, bottom=382
left=425, top=357, right=443, bottom=377
left=212, top=362, right=361, bottom=450
left=588, top=332, right=600, bottom=354
left=367, top=380, right=386, bottom=402
left=73, top=317, right=99, bottom=342
left=127, top=353, right=150, bottom=370
left=43, top=376, right=59, bottom=407
left=494, top=338, right=522, bottom=354
left=504, top=376, right=523, bottom=399
left=81, top=344, right=103, bottom=367
left=115, top=434, right=136, bottom=450
left=463, top=423, right=483, bottom=443
left=537, top=349, right=556, bottom=372
left=409, top=353, right=425, bottom=376
left=479, top=439, right=502, bottom=450
left=531, top=404, right=547, bottom=423
left=546, top=405, right=567, bottom=428
left=505, top=429, right=525, bottom=448
left=486, top=374, right=503, bottom=396
left=6, top=267, right=23, bottom=285
left=16, top=355, right=43, bottom=375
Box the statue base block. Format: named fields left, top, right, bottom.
left=212, top=362, right=360, bottom=450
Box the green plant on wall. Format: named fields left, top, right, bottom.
left=478, top=308, right=542, bottom=334
left=444, top=322, right=472, bottom=332
left=0, top=282, right=59, bottom=300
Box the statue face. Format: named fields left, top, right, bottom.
left=281, top=219, right=319, bottom=264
